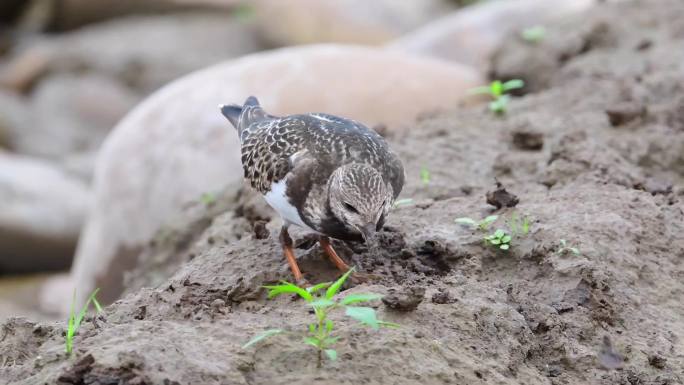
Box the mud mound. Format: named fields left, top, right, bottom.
left=2, top=2, right=684, bottom=384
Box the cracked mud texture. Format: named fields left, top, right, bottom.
left=2, top=1, right=684, bottom=384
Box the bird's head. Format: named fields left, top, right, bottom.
left=328, top=163, right=393, bottom=243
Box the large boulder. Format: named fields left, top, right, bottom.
left=387, top=0, right=595, bottom=71
left=0, top=152, right=90, bottom=274
left=252, top=0, right=453, bottom=46
left=64, top=44, right=482, bottom=307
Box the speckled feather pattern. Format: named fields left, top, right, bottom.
left=227, top=100, right=404, bottom=238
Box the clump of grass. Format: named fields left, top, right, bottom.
left=65, top=289, right=102, bottom=356
left=455, top=215, right=498, bottom=231
left=483, top=213, right=531, bottom=251
left=557, top=239, right=581, bottom=256
left=243, top=269, right=397, bottom=368
left=521, top=26, right=546, bottom=43
left=468, top=79, right=525, bottom=115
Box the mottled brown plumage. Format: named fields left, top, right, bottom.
left=220, top=96, right=404, bottom=282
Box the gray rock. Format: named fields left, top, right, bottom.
left=47, top=12, right=263, bottom=93
left=387, top=0, right=595, bottom=72
left=253, top=0, right=453, bottom=46
left=0, top=152, right=90, bottom=273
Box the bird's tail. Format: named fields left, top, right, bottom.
left=219, top=96, right=267, bottom=135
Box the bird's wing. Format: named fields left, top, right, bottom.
left=240, top=117, right=313, bottom=193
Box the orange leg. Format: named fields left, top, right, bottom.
left=280, top=226, right=304, bottom=283
left=319, top=236, right=351, bottom=272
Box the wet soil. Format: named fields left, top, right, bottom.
left=2, top=1, right=684, bottom=384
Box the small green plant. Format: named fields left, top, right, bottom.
left=484, top=229, right=512, bottom=250
left=65, top=289, right=102, bottom=356
left=393, top=198, right=414, bottom=208
left=521, top=26, right=546, bottom=43
left=557, top=239, right=580, bottom=256
left=483, top=213, right=531, bottom=251
left=468, top=79, right=525, bottom=115
left=243, top=269, right=397, bottom=368
left=455, top=215, right=498, bottom=231
left=200, top=192, right=216, bottom=206
left=420, top=167, right=431, bottom=186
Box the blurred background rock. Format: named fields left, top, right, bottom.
left=0, top=0, right=597, bottom=320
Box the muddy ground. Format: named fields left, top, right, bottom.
left=2, top=1, right=684, bottom=384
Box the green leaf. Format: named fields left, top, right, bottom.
left=500, top=244, right=510, bottom=250
left=467, top=86, right=493, bottom=96
left=309, top=323, right=316, bottom=334
left=503, top=79, right=525, bottom=91
left=570, top=247, right=580, bottom=255
left=521, top=26, right=546, bottom=42
left=521, top=216, right=530, bottom=234
left=345, top=306, right=379, bottom=329
left=480, top=215, right=498, bottom=229
left=326, top=268, right=354, bottom=300
left=420, top=167, right=431, bottom=185
left=455, top=217, right=477, bottom=227
left=242, top=329, right=283, bottom=349
left=393, top=198, right=414, bottom=207
left=494, top=229, right=505, bottom=238
left=379, top=321, right=401, bottom=328
left=308, top=299, right=336, bottom=308
left=264, top=282, right=312, bottom=301
left=501, top=235, right=512, bottom=243
left=324, top=349, right=338, bottom=361
left=325, top=319, right=334, bottom=333
left=304, top=336, right=320, bottom=348
left=340, top=293, right=383, bottom=305
left=490, top=80, right=503, bottom=97
left=490, top=238, right=501, bottom=245
left=307, top=282, right=332, bottom=294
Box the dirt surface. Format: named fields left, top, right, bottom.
left=3, top=1, right=684, bottom=384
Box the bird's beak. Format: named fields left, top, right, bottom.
left=361, top=223, right=377, bottom=244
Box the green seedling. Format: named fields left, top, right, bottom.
left=455, top=215, right=498, bottom=231
left=521, top=26, right=546, bottom=43
left=484, top=229, right=512, bottom=250
left=393, top=198, right=414, bottom=208
left=200, top=192, right=217, bottom=206
left=420, top=167, right=431, bottom=186
left=557, top=239, right=581, bottom=256
left=483, top=213, right=531, bottom=251
left=65, top=289, right=102, bottom=356
left=469, top=79, right=525, bottom=115
left=243, top=269, right=397, bottom=368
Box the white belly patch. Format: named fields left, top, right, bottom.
left=264, top=179, right=312, bottom=230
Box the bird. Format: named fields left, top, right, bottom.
left=219, top=96, right=404, bottom=284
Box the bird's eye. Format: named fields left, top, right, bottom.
left=344, top=202, right=358, bottom=213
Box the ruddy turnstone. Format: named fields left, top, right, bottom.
left=220, top=96, right=404, bottom=283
